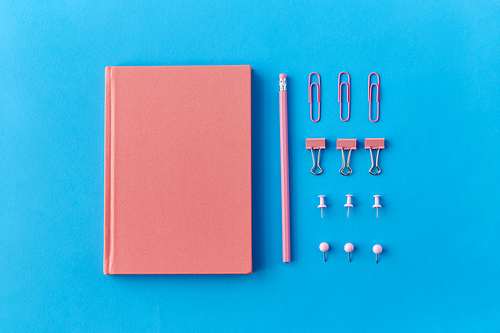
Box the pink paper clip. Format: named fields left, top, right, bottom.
left=306, top=138, right=326, bottom=175
left=336, top=139, right=357, bottom=176
left=309, top=72, right=321, bottom=122
left=338, top=72, right=351, bottom=122
left=368, top=73, right=380, bottom=123
left=365, top=138, right=385, bottom=175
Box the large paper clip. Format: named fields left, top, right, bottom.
left=306, top=138, right=326, bottom=175
left=339, top=72, right=351, bottom=122
left=365, top=138, right=385, bottom=175
left=336, top=139, right=357, bottom=176
left=309, top=72, right=321, bottom=122
left=368, top=73, right=380, bottom=123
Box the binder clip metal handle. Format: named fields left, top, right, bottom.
left=336, top=139, right=357, bottom=176
left=309, top=72, right=321, bottom=122
left=368, top=73, right=380, bottom=123
left=365, top=138, right=385, bottom=175
left=306, top=138, right=326, bottom=175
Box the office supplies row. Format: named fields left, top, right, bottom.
left=319, top=242, right=383, bottom=263
left=318, top=195, right=382, bottom=218
left=306, top=138, right=385, bottom=176
left=309, top=72, right=380, bottom=123
left=280, top=74, right=390, bottom=263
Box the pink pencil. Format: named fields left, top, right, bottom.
left=279, top=74, right=291, bottom=262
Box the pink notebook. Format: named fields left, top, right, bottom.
left=104, top=65, right=252, bottom=274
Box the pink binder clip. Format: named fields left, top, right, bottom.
left=368, top=73, right=380, bottom=123
left=306, top=138, right=326, bottom=175
left=365, top=138, right=385, bottom=175
left=336, top=139, right=356, bottom=176
left=339, top=72, right=351, bottom=122
left=309, top=72, right=321, bottom=122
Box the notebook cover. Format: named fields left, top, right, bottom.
left=104, top=65, right=252, bottom=274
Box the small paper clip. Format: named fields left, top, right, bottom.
left=306, top=138, right=326, bottom=175
left=336, top=139, right=356, bottom=176
left=338, top=72, right=351, bottom=122
left=309, top=72, right=321, bottom=122
left=368, top=73, right=380, bottom=123
left=365, top=138, right=385, bottom=175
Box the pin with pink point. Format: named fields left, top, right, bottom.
left=372, top=195, right=382, bottom=218
left=373, top=244, right=383, bottom=264
left=344, top=243, right=354, bottom=262
left=319, top=242, right=329, bottom=262
left=318, top=195, right=326, bottom=218
left=344, top=194, right=353, bottom=217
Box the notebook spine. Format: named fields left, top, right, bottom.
left=103, top=66, right=112, bottom=275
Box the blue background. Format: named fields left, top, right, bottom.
left=1, top=0, right=499, bottom=332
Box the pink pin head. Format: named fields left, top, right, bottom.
left=373, top=244, right=383, bottom=264
left=344, top=243, right=354, bottom=253
left=373, top=244, right=383, bottom=254
left=319, top=242, right=329, bottom=262
left=344, top=194, right=353, bottom=207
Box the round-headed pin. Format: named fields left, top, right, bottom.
left=373, top=195, right=382, bottom=218
left=344, top=194, right=353, bottom=218
left=344, top=243, right=354, bottom=262
left=373, top=244, right=383, bottom=264
left=319, top=242, right=329, bottom=262
left=318, top=195, right=327, bottom=218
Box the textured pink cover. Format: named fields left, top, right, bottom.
left=104, top=66, right=252, bottom=274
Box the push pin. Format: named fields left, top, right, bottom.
left=336, top=139, right=356, bottom=176
left=319, top=242, right=329, bottom=262
left=344, top=194, right=353, bottom=217
left=373, top=195, right=382, bottom=217
left=373, top=244, right=383, bottom=264
left=344, top=243, right=354, bottom=262
left=318, top=195, right=326, bottom=218
left=365, top=138, right=385, bottom=175
left=306, top=138, right=326, bottom=175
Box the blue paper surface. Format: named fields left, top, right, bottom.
left=1, top=0, right=499, bottom=331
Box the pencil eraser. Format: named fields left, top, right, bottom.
left=279, top=74, right=286, bottom=79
